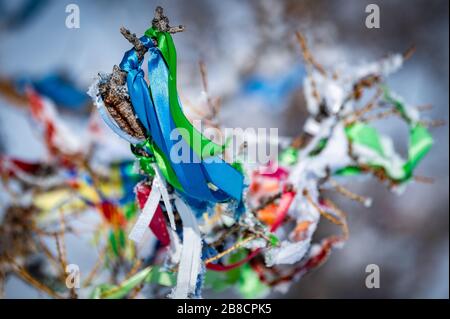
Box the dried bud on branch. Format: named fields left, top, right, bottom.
left=97, top=7, right=185, bottom=140
left=152, top=6, right=185, bottom=33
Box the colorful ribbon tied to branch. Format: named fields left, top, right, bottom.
left=119, top=28, right=244, bottom=207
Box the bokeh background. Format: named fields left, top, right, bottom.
left=0, top=0, right=448, bottom=298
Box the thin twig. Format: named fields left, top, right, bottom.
left=83, top=246, right=107, bottom=287
left=128, top=283, right=145, bottom=299
left=303, top=189, right=343, bottom=226
left=361, top=108, right=398, bottom=122
left=54, top=233, right=67, bottom=278
left=295, top=31, right=324, bottom=104
left=35, top=234, right=60, bottom=268
left=205, top=236, right=256, bottom=265
left=328, top=179, right=371, bottom=206
left=199, top=61, right=209, bottom=95
left=418, top=119, right=446, bottom=128
left=54, top=210, right=77, bottom=299
left=416, top=104, right=433, bottom=112
left=198, top=60, right=221, bottom=125
left=6, top=256, right=64, bottom=299
left=403, top=45, right=416, bottom=61
left=125, top=259, right=143, bottom=280
left=238, top=222, right=278, bottom=246
left=295, top=31, right=327, bottom=76
left=345, top=88, right=383, bottom=125
left=210, top=224, right=240, bottom=247
left=413, top=175, right=434, bottom=184
left=120, top=27, right=148, bottom=61
left=322, top=198, right=349, bottom=239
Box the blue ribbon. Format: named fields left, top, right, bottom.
left=119, top=36, right=244, bottom=207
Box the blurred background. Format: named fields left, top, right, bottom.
left=0, top=0, right=448, bottom=298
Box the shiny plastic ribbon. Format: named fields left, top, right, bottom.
left=120, top=33, right=244, bottom=204
left=144, top=27, right=224, bottom=158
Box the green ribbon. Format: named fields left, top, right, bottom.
left=342, top=122, right=433, bottom=182
left=132, top=138, right=183, bottom=191
left=145, top=27, right=225, bottom=159
left=268, top=234, right=280, bottom=247
left=334, top=166, right=362, bottom=177
left=278, top=123, right=431, bottom=182
left=278, top=137, right=328, bottom=166
left=345, top=124, right=384, bottom=155
left=403, top=124, right=433, bottom=178
left=90, top=266, right=174, bottom=299
left=340, top=86, right=433, bottom=182
left=309, top=138, right=328, bottom=156
left=108, top=228, right=126, bottom=257
left=279, top=146, right=299, bottom=166
left=383, top=85, right=413, bottom=123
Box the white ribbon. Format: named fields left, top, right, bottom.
left=128, top=161, right=178, bottom=244
left=129, top=178, right=162, bottom=243
left=152, top=164, right=176, bottom=231
left=170, top=197, right=202, bottom=299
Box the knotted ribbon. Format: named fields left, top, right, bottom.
left=119, top=29, right=244, bottom=205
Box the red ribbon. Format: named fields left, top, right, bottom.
left=136, top=182, right=170, bottom=246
